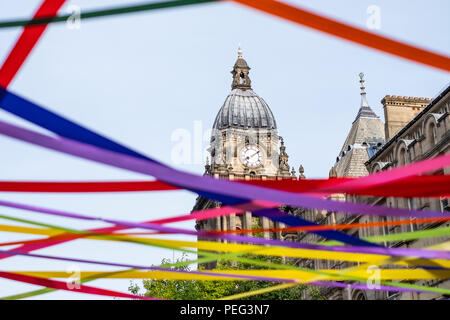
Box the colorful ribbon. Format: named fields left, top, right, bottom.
left=0, top=117, right=448, bottom=221
left=1, top=209, right=448, bottom=297
left=231, top=0, right=450, bottom=72
left=12, top=269, right=450, bottom=282
left=0, top=175, right=448, bottom=197
left=0, top=0, right=449, bottom=299
left=1, top=215, right=449, bottom=267
left=1, top=198, right=449, bottom=260
left=0, top=271, right=158, bottom=300
left=2, top=222, right=450, bottom=249
left=0, top=0, right=66, bottom=88
left=0, top=1, right=217, bottom=29
left=1, top=0, right=448, bottom=72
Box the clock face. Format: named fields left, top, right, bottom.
left=240, top=145, right=263, bottom=168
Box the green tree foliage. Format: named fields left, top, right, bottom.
left=128, top=253, right=326, bottom=300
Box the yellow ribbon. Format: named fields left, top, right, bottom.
left=10, top=269, right=450, bottom=281
left=1, top=224, right=449, bottom=267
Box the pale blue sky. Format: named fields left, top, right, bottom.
left=0, top=0, right=449, bottom=299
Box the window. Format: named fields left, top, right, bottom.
left=426, top=122, right=437, bottom=147
left=441, top=198, right=450, bottom=212
left=381, top=216, right=389, bottom=247
left=407, top=198, right=415, bottom=210
left=409, top=217, right=418, bottom=232
left=408, top=147, right=413, bottom=162
left=408, top=199, right=418, bottom=232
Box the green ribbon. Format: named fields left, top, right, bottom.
left=1, top=213, right=449, bottom=299
left=0, top=0, right=218, bottom=29
left=321, top=226, right=450, bottom=246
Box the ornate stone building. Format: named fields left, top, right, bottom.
left=191, top=50, right=449, bottom=297
left=333, top=73, right=385, bottom=178
left=192, top=48, right=300, bottom=268
left=297, top=79, right=449, bottom=300
left=363, top=85, right=450, bottom=300
left=294, top=73, right=387, bottom=299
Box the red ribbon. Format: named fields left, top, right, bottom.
left=230, top=0, right=450, bottom=72
left=0, top=174, right=448, bottom=197
left=1, top=216, right=449, bottom=248
left=0, top=271, right=158, bottom=300
left=0, top=0, right=66, bottom=88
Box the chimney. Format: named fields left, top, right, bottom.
left=381, top=95, right=431, bottom=140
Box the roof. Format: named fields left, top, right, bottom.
left=212, top=88, right=277, bottom=130
left=333, top=73, right=385, bottom=177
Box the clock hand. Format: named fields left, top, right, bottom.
left=249, top=150, right=260, bottom=159
left=245, top=153, right=254, bottom=161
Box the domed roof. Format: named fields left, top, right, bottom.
left=234, top=57, right=249, bottom=69
left=212, top=47, right=277, bottom=130
left=212, top=88, right=277, bottom=130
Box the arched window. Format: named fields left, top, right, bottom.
left=426, top=122, right=437, bottom=147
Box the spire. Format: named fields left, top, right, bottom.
left=204, top=156, right=211, bottom=175
left=359, top=72, right=369, bottom=107
left=238, top=45, right=243, bottom=59
left=231, top=46, right=252, bottom=90
left=353, top=72, right=379, bottom=123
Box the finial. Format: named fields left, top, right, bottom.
left=278, top=137, right=289, bottom=173
left=205, top=156, right=211, bottom=174
left=359, top=72, right=369, bottom=107
left=291, top=167, right=296, bottom=177
left=279, top=137, right=286, bottom=153
left=359, top=72, right=365, bottom=94
left=299, top=164, right=305, bottom=179
left=238, top=45, right=243, bottom=59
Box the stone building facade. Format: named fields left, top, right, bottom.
left=190, top=50, right=449, bottom=297
left=296, top=82, right=450, bottom=300
left=382, top=95, right=431, bottom=140
left=293, top=73, right=387, bottom=300
left=192, top=49, right=300, bottom=268
left=363, top=85, right=450, bottom=300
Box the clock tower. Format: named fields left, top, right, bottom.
left=192, top=48, right=298, bottom=267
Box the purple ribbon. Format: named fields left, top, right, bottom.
left=0, top=198, right=448, bottom=260
left=0, top=249, right=434, bottom=294
left=0, top=119, right=448, bottom=221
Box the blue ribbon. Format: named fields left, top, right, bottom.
left=0, top=87, right=378, bottom=247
